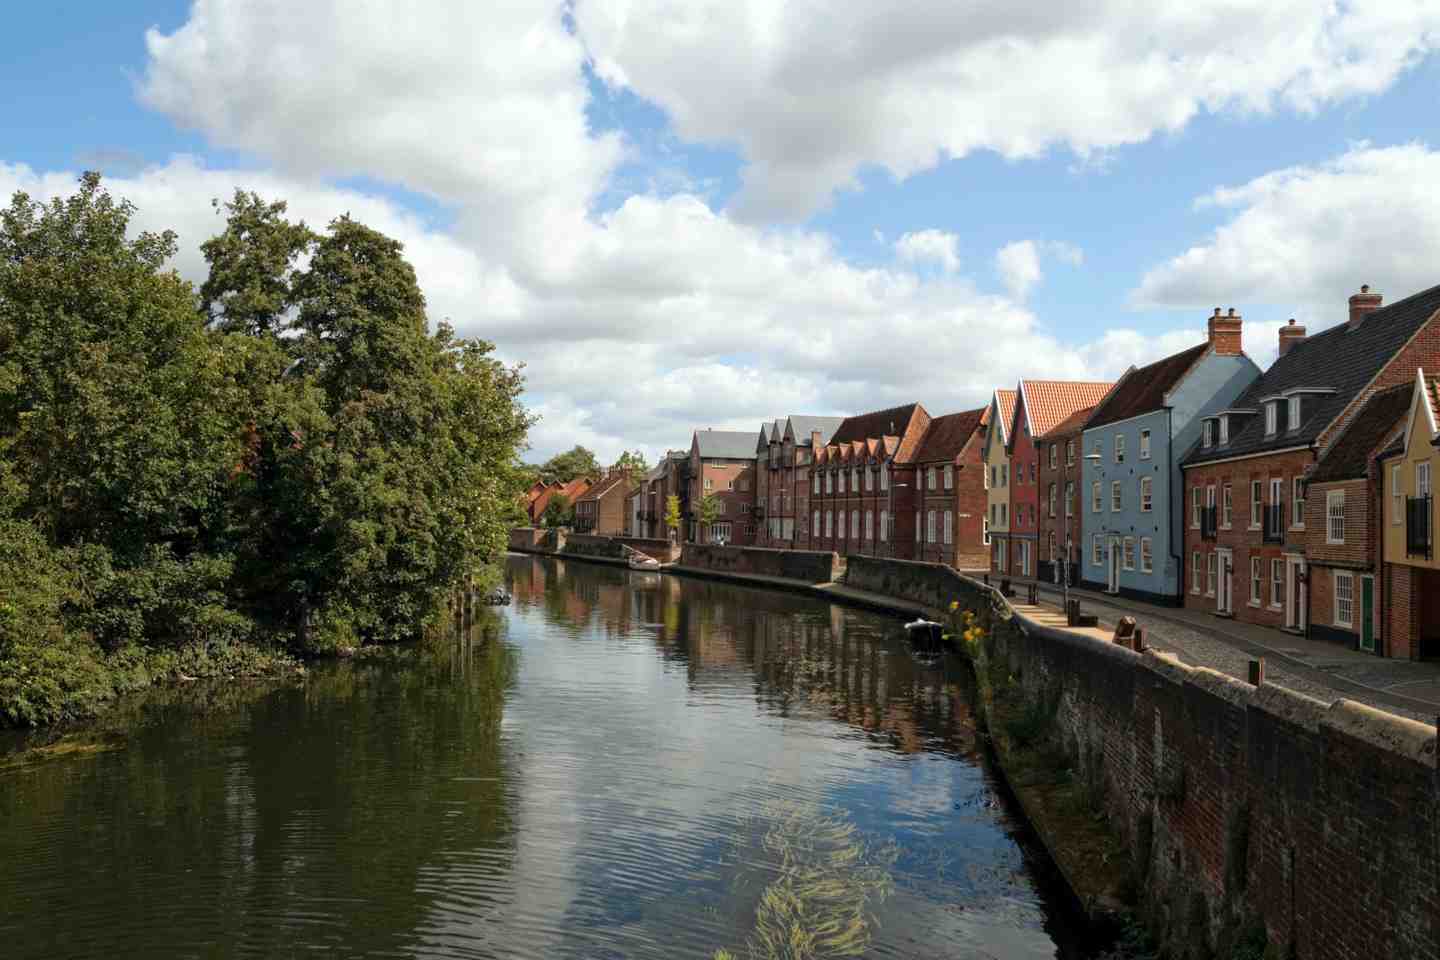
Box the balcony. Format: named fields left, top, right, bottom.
left=1262, top=504, right=1285, bottom=543
left=1407, top=495, right=1432, bottom=560
left=1200, top=505, right=1218, bottom=541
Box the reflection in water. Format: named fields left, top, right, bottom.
left=0, top=555, right=1084, bottom=959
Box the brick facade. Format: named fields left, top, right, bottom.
left=1008, top=403, right=1041, bottom=579
left=1036, top=424, right=1085, bottom=584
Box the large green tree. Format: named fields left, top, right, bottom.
left=539, top=445, right=599, bottom=484
left=611, top=450, right=649, bottom=484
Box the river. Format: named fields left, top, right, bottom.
left=0, top=553, right=1093, bottom=958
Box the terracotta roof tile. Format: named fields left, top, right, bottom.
left=1086, top=343, right=1209, bottom=430
left=1017, top=380, right=1115, bottom=436
left=994, top=389, right=1017, bottom=443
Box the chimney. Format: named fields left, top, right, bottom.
left=1207, top=306, right=1243, bottom=356
left=1278, top=318, right=1307, bottom=358
left=1348, top=284, right=1383, bottom=331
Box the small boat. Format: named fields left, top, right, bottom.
left=480, top=588, right=512, bottom=606
left=904, top=618, right=945, bottom=652
left=628, top=554, right=663, bottom=571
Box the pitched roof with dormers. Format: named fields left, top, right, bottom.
left=913, top=408, right=987, bottom=464
left=1014, top=380, right=1116, bottom=439
left=1186, top=281, right=1440, bottom=467
left=1086, top=343, right=1210, bottom=430
left=785, top=415, right=847, bottom=447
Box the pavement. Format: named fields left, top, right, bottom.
left=1028, top=579, right=1440, bottom=722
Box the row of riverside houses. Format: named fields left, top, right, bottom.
left=608, top=281, right=1440, bottom=660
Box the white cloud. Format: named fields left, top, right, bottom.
left=575, top=0, right=1440, bottom=219
left=1133, top=143, right=1440, bottom=342
left=894, top=229, right=960, bottom=273
left=1047, top=241, right=1085, bottom=267
left=996, top=241, right=1042, bottom=301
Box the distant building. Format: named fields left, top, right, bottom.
left=754, top=415, right=846, bottom=549
left=809, top=403, right=932, bottom=557
left=574, top=472, right=633, bottom=536
left=982, top=389, right=1018, bottom=574
left=1035, top=405, right=1093, bottom=585
left=911, top=407, right=990, bottom=571
left=1377, top=367, right=1440, bottom=659
left=688, top=429, right=758, bottom=544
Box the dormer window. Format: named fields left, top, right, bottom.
left=1265, top=402, right=1278, bottom=436
left=1203, top=420, right=1215, bottom=448
left=1287, top=396, right=1301, bottom=431
left=1218, top=416, right=1229, bottom=445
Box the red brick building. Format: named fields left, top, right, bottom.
left=1006, top=380, right=1114, bottom=582
left=808, top=403, right=932, bottom=557
left=754, top=415, right=846, bottom=549
left=688, top=429, right=758, bottom=544
left=1182, top=283, right=1440, bottom=642
left=912, top=408, right=990, bottom=571
left=1035, top=406, right=1093, bottom=585
left=529, top=475, right=593, bottom=524
left=574, top=471, right=634, bottom=535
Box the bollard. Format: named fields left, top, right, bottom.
left=1248, top=658, right=1265, bottom=686
left=1112, top=616, right=1137, bottom=647
left=1133, top=627, right=1145, bottom=653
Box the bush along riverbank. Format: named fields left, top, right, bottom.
left=0, top=175, right=532, bottom=728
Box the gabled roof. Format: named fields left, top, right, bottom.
left=641, top=462, right=667, bottom=483
left=830, top=403, right=924, bottom=447
left=693, top=429, right=758, bottom=460
left=577, top=473, right=633, bottom=502
left=1186, top=282, right=1440, bottom=466
left=913, top=408, right=987, bottom=463
left=1014, top=380, right=1116, bottom=438
left=987, top=389, right=1018, bottom=446
left=1086, top=343, right=1211, bottom=430
left=1040, top=405, right=1095, bottom=441
left=785, top=415, right=847, bottom=446
left=1307, top=383, right=1413, bottom=484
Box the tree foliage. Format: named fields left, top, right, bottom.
left=611, top=449, right=648, bottom=484
left=698, top=494, right=722, bottom=535
left=538, top=445, right=599, bottom=485
left=0, top=175, right=532, bottom=725
left=664, top=495, right=681, bottom=539
left=540, top=495, right=572, bottom=528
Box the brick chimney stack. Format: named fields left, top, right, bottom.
left=1348, top=284, right=1383, bottom=331
left=1278, top=318, right=1307, bottom=358
left=1207, top=306, right=1243, bottom=356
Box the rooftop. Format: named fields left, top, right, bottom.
left=913, top=408, right=987, bottom=463
left=1085, top=343, right=1210, bottom=431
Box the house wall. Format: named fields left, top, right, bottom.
left=689, top=459, right=756, bottom=544
left=1303, top=478, right=1376, bottom=648
left=1009, top=404, right=1040, bottom=578
left=985, top=415, right=1012, bottom=574
left=1380, top=409, right=1440, bottom=571
left=1082, top=409, right=1175, bottom=601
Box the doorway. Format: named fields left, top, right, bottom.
left=1108, top=536, right=1121, bottom=593
left=1216, top=548, right=1233, bottom=615
left=1285, top=557, right=1308, bottom=631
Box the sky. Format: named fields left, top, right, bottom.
left=3, top=1, right=1440, bottom=464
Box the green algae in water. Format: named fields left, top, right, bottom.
left=713, top=800, right=898, bottom=960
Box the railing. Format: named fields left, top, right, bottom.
left=1263, top=504, right=1285, bottom=543
left=1200, top=505, right=1218, bottom=541
left=1407, top=495, right=1432, bottom=559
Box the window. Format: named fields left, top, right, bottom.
left=1092, top=534, right=1103, bottom=566
left=1420, top=461, right=1433, bottom=498
left=1139, top=430, right=1151, bottom=460
left=865, top=509, right=873, bottom=540
left=990, top=503, right=997, bottom=525
left=717, top=500, right=727, bottom=515
left=1334, top=572, right=1354, bottom=628
left=1049, top=444, right=1057, bottom=470
left=1191, top=486, right=1202, bottom=528
left=852, top=468, right=860, bottom=491
left=1292, top=477, right=1305, bottom=527
left=1265, top=402, right=1277, bottom=436
left=1392, top=464, right=1404, bottom=524
left=1000, top=503, right=1008, bottom=524
left=1140, top=476, right=1153, bottom=513
left=1066, top=441, right=1075, bottom=466
left=1271, top=559, right=1284, bottom=609
left=1048, top=531, right=1057, bottom=562
left=1222, top=483, right=1233, bottom=528
left=1001, top=464, right=1009, bottom=487
left=851, top=510, right=860, bottom=538
left=1218, top=416, right=1229, bottom=445
left=1203, top=420, right=1214, bottom=447
left=944, top=465, right=954, bottom=490
left=704, top=478, right=713, bottom=491
left=865, top=468, right=873, bottom=492
left=1111, top=480, right=1122, bottom=512
left=927, top=510, right=937, bottom=542
left=1191, top=552, right=1202, bottom=594
left=1122, top=536, right=1135, bottom=570
left=838, top=471, right=846, bottom=493
left=982, top=516, right=989, bottom=545
left=1140, top=537, right=1153, bottom=574
left=825, top=472, right=833, bottom=494
left=1115, top=434, right=1126, bottom=463
left=915, top=511, right=921, bottom=542
left=710, top=522, right=731, bottom=541
left=927, top=466, right=937, bottom=490
left=1030, top=462, right=1037, bottom=483
left=813, top=510, right=820, bottom=536
left=1092, top=481, right=1103, bottom=513
left=825, top=510, right=833, bottom=537
left=1250, top=480, right=1263, bottom=528
left=1287, top=396, right=1301, bottom=431
left=943, top=510, right=953, bottom=544
left=1093, top=439, right=1102, bottom=458
left=1065, top=482, right=1074, bottom=516
left=988, top=466, right=996, bottom=489
left=881, top=463, right=890, bottom=491
left=1207, top=553, right=1217, bottom=596
left=1326, top=490, right=1345, bottom=544
left=1248, top=557, right=1262, bottom=605
left=1048, top=483, right=1057, bottom=517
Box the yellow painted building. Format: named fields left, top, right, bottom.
left=984, top=388, right=1017, bottom=574
left=1378, top=368, right=1440, bottom=660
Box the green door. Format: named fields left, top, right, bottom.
left=1360, top=576, right=1375, bottom=652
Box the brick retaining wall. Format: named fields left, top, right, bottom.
left=680, top=544, right=843, bottom=584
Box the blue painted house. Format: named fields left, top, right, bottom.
left=1079, top=316, right=1260, bottom=603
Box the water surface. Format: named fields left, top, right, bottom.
left=0, top=553, right=1086, bottom=958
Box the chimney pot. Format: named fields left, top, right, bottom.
left=1213, top=307, right=1221, bottom=317
left=1228, top=307, right=1237, bottom=317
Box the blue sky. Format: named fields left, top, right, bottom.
left=4, top=2, right=1440, bottom=461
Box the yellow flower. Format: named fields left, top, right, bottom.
left=949, top=600, right=959, bottom=612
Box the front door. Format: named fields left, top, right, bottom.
left=1216, top=548, right=1233, bottom=614
left=1108, top=537, right=1121, bottom=592
left=1285, top=557, right=1308, bottom=630
left=1360, top=576, right=1375, bottom=652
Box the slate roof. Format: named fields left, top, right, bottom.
left=913, top=408, right=987, bottom=463
left=830, top=403, right=923, bottom=447
left=1308, top=383, right=1413, bottom=483
left=786, top=415, right=847, bottom=446
left=1040, top=405, right=1095, bottom=441
left=1086, top=343, right=1210, bottom=430
left=577, top=473, right=631, bottom=502
left=1186, top=282, right=1440, bottom=466
left=693, top=429, right=759, bottom=460
left=1017, top=380, right=1116, bottom=436
left=641, top=462, right=667, bottom=483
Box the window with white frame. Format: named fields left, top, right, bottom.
left=1093, top=481, right=1102, bottom=513
left=1222, top=483, right=1233, bottom=528
left=1065, top=481, right=1074, bottom=516
left=1093, top=438, right=1102, bottom=457
left=1392, top=464, right=1404, bottom=523
left=812, top=473, right=819, bottom=494
left=1265, top=402, right=1278, bottom=436
left=1207, top=553, right=1217, bottom=596
left=928, top=466, right=937, bottom=490
left=717, top=500, right=727, bottom=515
left=1326, top=490, right=1345, bottom=544
left=865, top=509, right=873, bottom=540
left=865, top=468, right=873, bottom=492
left=1000, top=503, right=1008, bottom=524
left=1122, top=536, right=1135, bottom=570
left=1250, top=557, right=1262, bottom=604
left=1287, top=396, right=1301, bottom=431
left=851, top=510, right=860, bottom=538
left=1292, top=477, right=1304, bottom=527
left=1139, top=430, right=1151, bottom=460
left=926, top=510, right=935, bottom=542
left=1218, top=416, right=1229, bottom=445
left=1250, top=480, right=1263, bottom=527
left=710, top=522, right=731, bottom=541
left=825, top=510, right=833, bottom=537
left=1271, top=559, right=1284, bottom=609
left=1048, top=483, right=1057, bottom=517
left=1140, top=537, right=1153, bottom=573
left=881, top=463, right=890, bottom=490
left=853, top=468, right=861, bottom=491
left=826, top=472, right=833, bottom=494
left=1420, top=461, right=1433, bottom=498
left=944, top=464, right=954, bottom=490
left=704, top=477, right=713, bottom=491
left=880, top=509, right=889, bottom=542
left=1192, top=552, right=1202, bottom=593
left=1092, top=534, right=1103, bottom=566
left=1115, top=434, right=1126, bottom=463
left=1334, top=572, right=1354, bottom=628
left=1203, top=420, right=1214, bottom=447
left=1111, top=480, right=1122, bottom=512
left=943, top=510, right=953, bottom=544
left=1049, top=445, right=1057, bottom=470
left=1001, top=464, right=1008, bottom=487
left=813, top=510, right=820, bottom=535
left=1067, top=440, right=1075, bottom=465
left=1140, top=476, right=1153, bottom=513
left=1191, top=486, right=1202, bottom=527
